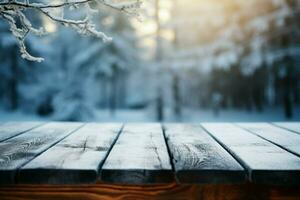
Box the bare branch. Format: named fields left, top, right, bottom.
left=0, top=0, right=142, bottom=62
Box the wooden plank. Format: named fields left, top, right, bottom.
left=202, top=123, right=300, bottom=185
left=1, top=183, right=300, bottom=200
left=19, top=123, right=123, bottom=184
left=238, top=123, right=300, bottom=157
left=0, top=122, right=43, bottom=142
left=0, top=122, right=83, bottom=184
left=101, top=124, right=173, bottom=184
left=164, top=124, right=245, bottom=184
left=274, top=122, right=300, bottom=134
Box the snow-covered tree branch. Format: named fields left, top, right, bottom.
left=0, top=0, right=142, bottom=62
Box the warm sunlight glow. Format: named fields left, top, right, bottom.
left=43, top=17, right=57, bottom=33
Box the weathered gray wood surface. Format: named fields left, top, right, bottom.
left=164, top=124, right=245, bottom=183
left=1, top=122, right=300, bottom=185
left=19, top=123, right=123, bottom=184
left=0, top=122, right=43, bottom=142
left=238, top=123, right=300, bottom=157
left=101, top=124, right=173, bottom=184
left=274, top=122, right=300, bottom=134
left=0, top=122, right=83, bottom=184
left=202, top=123, right=300, bottom=185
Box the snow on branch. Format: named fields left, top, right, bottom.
left=0, top=0, right=142, bottom=62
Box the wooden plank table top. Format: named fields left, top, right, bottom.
left=0, top=122, right=83, bottom=184
left=274, top=122, right=300, bottom=134
left=0, top=122, right=43, bottom=142
left=101, top=124, right=173, bottom=184
left=202, top=123, right=300, bottom=185
left=0, top=122, right=300, bottom=186
left=19, top=123, right=123, bottom=184
left=238, top=123, right=300, bottom=157
left=164, top=124, right=245, bottom=184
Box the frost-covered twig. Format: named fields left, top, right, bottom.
left=0, top=0, right=142, bottom=62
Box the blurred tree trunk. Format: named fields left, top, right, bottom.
left=100, top=76, right=107, bottom=108
left=117, top=71, right=127, bottom=108
left=155, top=0, right=164, bottom=121
left=283, top=88, right=293, bottom=119
left=156, top=91, right=164, bottom=122
left=109, top=64, right=118, bottom=116
left=252, top=67, right=267, bottom=112
left=104, top=77, right=110, bottom=109
left=172, top=74, right=181, bottom=119
left=172, top=0, right=181, bottom=120
left=8, top=46, right=19, bottom=110
left=282, top=56, right=293, bottom=119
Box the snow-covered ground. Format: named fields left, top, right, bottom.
left=0, top=110, right=48, bottom=122
left=180, top=107, right=300, bottom=122
left=95, top=106, right=300, bottom=122
left=0, top=106, right=299, bottom=122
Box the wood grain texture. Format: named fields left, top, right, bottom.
left=164, top=124, right=245, bottom=184
left=0, top=122, right=43, bottom=142
left=202, top=123, right=300, bottom=185
left=101, top=124, right=173, bottom=184
left=238, top=123, right=300, bottom=156
left=274, top=122, right=300, bottom=134
left=0, top=182, right=300, bottom=200
left=19, top=123, right=123, bottom=184
left=0, top=122, right=83, bottom=184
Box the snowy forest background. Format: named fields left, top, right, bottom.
left=0, top=0, right=300, bottom=122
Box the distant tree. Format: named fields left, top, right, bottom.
left=234, top=0, right=300, bottom=117
left=0, top=20, right=43, bottom=111
left=167, top=0, right=300, bottom=117
left=51, top=9, right=140, bottom=121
